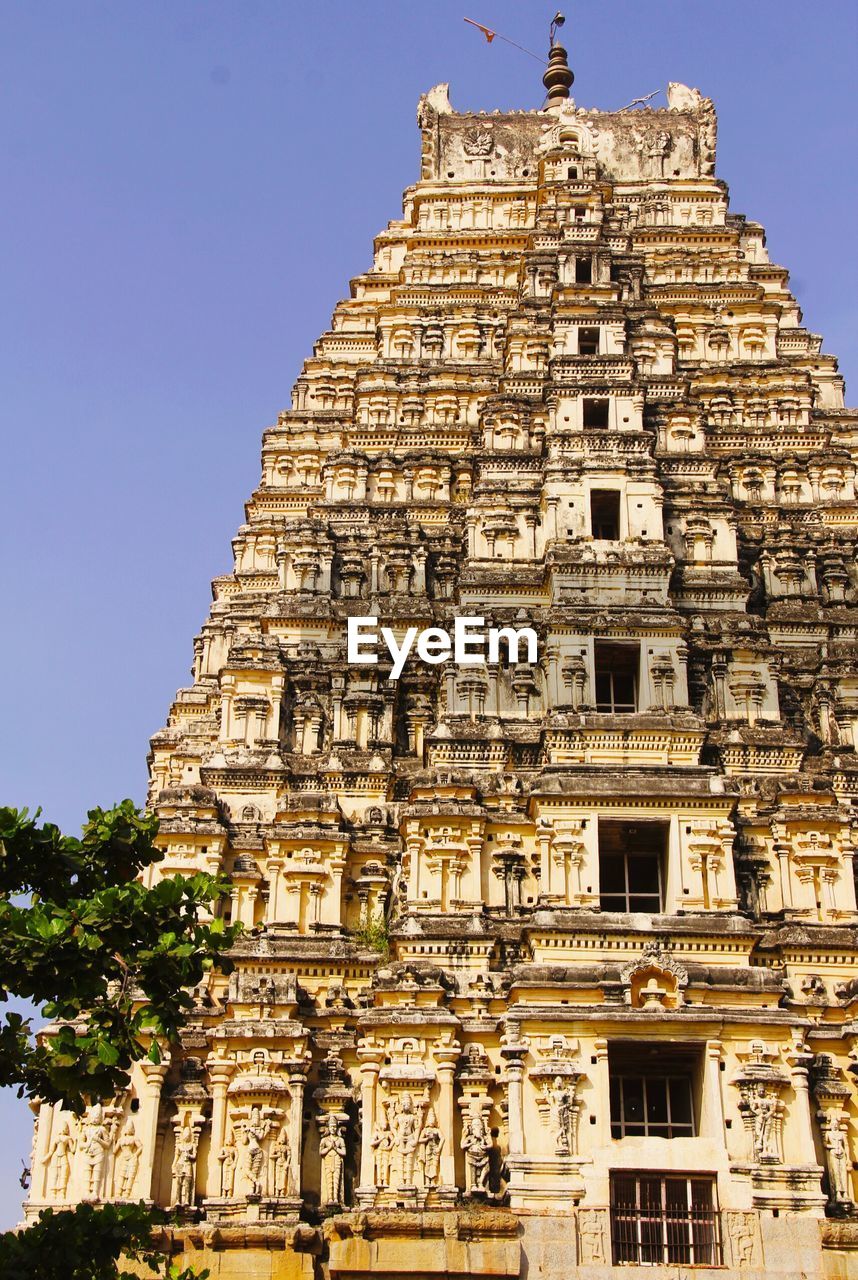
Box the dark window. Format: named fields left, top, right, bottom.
left=610, top=261, right=623, bottom=282
left=591, top=490, right=620, bottom=540
left=575, top=256, right=592, bottom=284
left=594, top=641, right=638, bottom=712
left=578, top=326, right=600, bottom=355
left=568, top=165, right=578, bottom=179
left=599, top=819, right=665, bottom=912
left=610, top=1173, right=720, bottom=1267
left=583, top=398, right=609, bottom=429
left=573, top=205, right=587, bottom=221
left=609, top=1044, right=698, bottom=1139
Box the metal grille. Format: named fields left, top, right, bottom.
left=610, top=1173, right=722, bottom=1267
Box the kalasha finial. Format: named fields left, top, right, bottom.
left=543, top=14, right=574, bottom=107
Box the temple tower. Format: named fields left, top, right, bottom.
left=27, top=50, right=858, bottom=1280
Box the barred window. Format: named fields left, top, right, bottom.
left=610, top=1172, right=721, bottom=1267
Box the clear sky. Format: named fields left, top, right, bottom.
left=1, top=0, right=856, bottom=1226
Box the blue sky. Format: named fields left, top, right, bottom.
left=1, top=0, right=856, bottom=1226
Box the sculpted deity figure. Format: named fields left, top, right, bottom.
left=113, top=1119, right=142, bottom=1199
left=748, top=1084, right=779, bottom=1162
left=243, top=1105, right=271, bottom=1196
left=822, top=1113, right=852, bottom=1203
left=219, top=1130, right=237, bottom=1197
left=727, top=1213, right=757, bottom=1267
left=460, top=1112, right=492, bottom=1194
left=270, top=1122, right=291, bottom=1198
left=579, top=1208, right=606, bottom=1264
left=319, top=1114, right=346, bottom=1205
left=80, top=1104, right=113, bottom=1200
left=171, top=1119, right=198, bottom=1207
left=417, top=1106, right=443, bottom=1187
left=391, top=1092, right=421, bottom=1186
left=371, top=1106, right=394, bottom=1187
left=44, top=1117, right=75, bottom=1201
left=550, top=1076, right=576, bottom=1155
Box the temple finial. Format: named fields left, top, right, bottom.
left=543, top=14, right=573, bottom=107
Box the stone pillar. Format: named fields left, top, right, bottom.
left=140, top=1058, right=169, bottom=1201
left=30, top=1101, right=53, bottom=1202
left=288, top=1064, right=308, bottom=1196
left=205, top=1057, right=235, bottom=1197
left=702, top=1040, right=725, bottom=1139
left=592, top=1038, right=610, bottom=1147
left=501, top=1044, right=527, bottom=1157
left=786, top=1041, right=821, bottom=1169
left=356, top=1045, right=384, bottom=1199
left=434, top=1045, right=460, bottom=1191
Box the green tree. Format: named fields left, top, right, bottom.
left=0, top=800, right=239, bottom=1279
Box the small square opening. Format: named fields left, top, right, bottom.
left=583, top=398, right=609, bottom=429
left=575, top=257, right=593, bottom=284
left=591, top=490, right=621, bottom=540
left=578, top=326, right=600, bottom=356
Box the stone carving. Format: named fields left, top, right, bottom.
left=621, top=943, right=688, bottom=1011
left=319, top=1114, right=347, bottom=1206
left=726, top=1212, right=759, bottom=1267
left=113, top=1119, right=142, bottom=1199
left=463, top=127, right=493, bottom=157
left=44, top=1117, right=76, bottom=1201
left=371, top=1108, right=394, bottom=1187
left=270, top=1122, right=292, bottom=1198
left=667, top=82, right=704, bottom=111
left=170, top=1115, right=201, bottom=1207
left=578, top=1208, right=607, bottom=1264
left=746, top=1084, right=781, bottom=1162
left=79, top=1103, right=116, bottom=1200
left=460, top=1112, right=492, bottom=1195
left=418, top=1107, right=443, bottom=1187
left=733, top=1042, right=789, bottom=1166
left=821, top=1112, right=852, bottom=1204
left=219, top=1129, right=238, bottom=1197
left=240, top=1105, right=273, bottom=1197
left=390, top=1091, right=421, bottom=1186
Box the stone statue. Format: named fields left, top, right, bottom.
left=460, top=1112, right=492, bottom=1195
left=727, top=1212, right=757, bottom=1267
left=319, top=1114, right=346, bottom=1206
left=579, top=1208, right=606, bottom=1264
left=418, top=1106, right=443, bottom=1187
left=80, top=1104, right=113, bottom=1200
left=113, top=1119, right=142, bottom=1199
left=271, top=1122, right=291, bottom=1198
left=44, top=1117, right=75, bottom=1201
left=371, top=1107, right=394, bottom=1187
left=391, top=1091, right=421, bottom=1186
left=171, top=1120, right=198, bottom=1207
left=219, top=1131, right=237, bottom=1197
left=550, top=1076, right=576, bottom=1155
left=242, top=1105, right=271, bottom=1196
left=748, top=1084, right=779, bottom=1161
left=822, top=1112, right=852, bottom=1203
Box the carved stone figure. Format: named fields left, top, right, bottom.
left=319, top=1114, right=346, bottom=1205
left=460, top=1112, right=492, bottom=1195
left=391, top=1091, right=421, bottom=1186
left=579, top=1208, right=606, bottom=1264
left=113, top=1119, right=142, bottom=1199
left=80, top=1104, right=113, bottom=1200
left=748, top=1084, right=779, bottom=1162
left=822, top=1112, right=852, bottom=1203
left=371, top=1108, right=394, bottom=1187
left=727, top=1212, right=757, bottom=1267
left=418, top=1107, right=443, bottom=1187
left=44, top=1117, right=75, bottom=1201
left=242, top=1105, right=271, bottom=1196
left=550, top=1076, right=576, bottom=1156
left=171, top=1120, right=198, bottom=1207
left=219, top=1132, right=238, bottom=1198
left=270, top=1122, right=291, bottom=1197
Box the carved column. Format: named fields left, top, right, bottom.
left=287, top=1061, right=309, bottom=1197
left=702, top=1040, right=725, bottom=1139
left=592, top=1038, right=610, bottom=1147
left=501, top=1042, right=527, bottom=1157
left=206, top=1057, right=235, bottom=1197
left=139, top=1058, right=169, bottom=1201
left=356, top=1044, right=384, bottom=1200
left=434, top=1044, right=460, bottom=1192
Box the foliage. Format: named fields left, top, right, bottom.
left=0, top=1202, right=208, bottom=1280
left=354, top=910, right=390, bottom=957
left=0, top=800, right=239, bottom=1109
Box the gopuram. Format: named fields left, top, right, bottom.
left=25, top=34, right=858, bottom=1280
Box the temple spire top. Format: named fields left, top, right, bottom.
left=543, top=13, right=573, bottom=107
